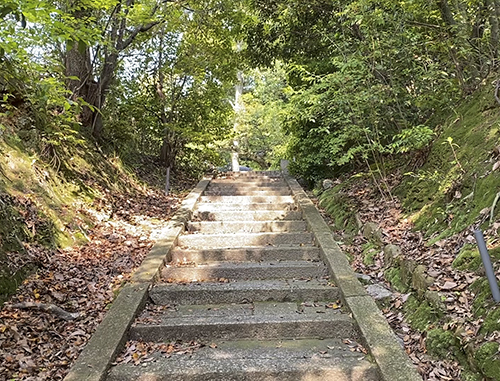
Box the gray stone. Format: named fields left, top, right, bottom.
left=161, top=260, right=327, bottom=281
left=199, top=195, right=294, bottom=204
left=400, top=258, right=417, bottom=287
left=186, top=220, right=307, bottom=234
left=384, top=244, right=402, bottom=267
left=171, top=246, right=320, bottom=263
left=323, top=179, right=334, bottom=190
left=356, top=273, right=373, bottom=284
left=363, top=222, right=383, bottom=244
left=177, top=232, right=314, bottom=249
left=412, top=265, right=434, bottom=296
left=108, top=338, right=379, bottom=381
left=193, top=210, right=303, bottom=221
left=150, top=279, right=339, bottom=305
left=130, top=311, right=357, bottom=342
left=366, top=284, right=394, bottom=305
left=344, top=295, right=423, bottom=381
left=424, top=290, right=446, bottom=313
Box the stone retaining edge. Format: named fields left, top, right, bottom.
left=63, top=178, right=211, bottom=381
left=284, top=174, right=423, bottom=381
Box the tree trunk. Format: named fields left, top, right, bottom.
left=64, top=2, right=160, bottom=140
left=437, top=0, right=456, bottom=28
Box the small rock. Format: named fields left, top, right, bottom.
left=363, top=222, right=383, bottom=245
left=322, top=179, right=334, bottom=190
left=366, top=284, right=394, bottom=301
left=384, top=244, right=401, bottom=267
left=356, top=273, right=373, bottom=284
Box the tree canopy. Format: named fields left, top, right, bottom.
left=1, top=0, right=500, bottom=182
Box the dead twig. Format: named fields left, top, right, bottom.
left=8, top=302, right=80, bottom=321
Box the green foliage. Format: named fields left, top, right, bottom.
left=232, top=64, right=290, bottom=169
left=474, top=342, right=500, bottom=379
left=244, top=0, right=500, bottom=182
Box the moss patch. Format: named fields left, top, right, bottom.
left=481, top=306, right=500, bottom=334
left=318, top=184, right=359, bottom=234
left=385, top=267, right=409, bottom=292
left=426, top=328, right=459, bottom=358
left=475, top=342, right=500, bottom=379
left=396, top=83, right=500, bottom=240
left=404, top=295, right=442, bottom=331
left=361, top=242, right=378, bottom=266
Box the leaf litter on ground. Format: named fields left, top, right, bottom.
left=313, top=174, right=499, bottom=381
left=0, top=186, right=185, bottom=380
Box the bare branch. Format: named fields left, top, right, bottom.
left=8, top=302, right=80, bottom=321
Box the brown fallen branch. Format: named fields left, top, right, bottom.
left=8, top=302, right=80, bottom=321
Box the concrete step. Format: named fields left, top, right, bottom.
left=150, top=279, right=339, bottom=305
left=177, top=232, right=314, bottom=249
left=194, top=203, right=296, bottom=212
left=186, top=221, right=308, bottom=234
left=162, top=261, right=327, bottom=281
left=193, top=210, right=302, bottom=221
left=207, top=183, right=288, bottom=191
left=199, top=195, right=295, bottom=204
left=208, top=183, right=287, bottom=190
left=108, top=338, right=379, bottom=381
left=130, top=302, right=357, bottom=342
left=171, top=246, right=321, bottom=263
left=216, top=171, right=282, bottom=178
left=209, top=180, right=286, bottom=187
left=204, top=189, right=291, bottom=196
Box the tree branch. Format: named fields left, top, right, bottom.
left=8, top=302, right=80, bottom=321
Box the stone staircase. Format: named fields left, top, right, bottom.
left=107, top=171, right=379, bottom=380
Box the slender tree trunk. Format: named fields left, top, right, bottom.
left=64, top=2, right=160, bottom=139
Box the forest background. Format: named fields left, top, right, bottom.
left=1, top=0, right=500, bottom=380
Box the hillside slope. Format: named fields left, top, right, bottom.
left=318, top=81, right=500, bottom=380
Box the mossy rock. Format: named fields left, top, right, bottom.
left=384, top=266, right=408, bottom=293
left=481, top=306, right=500, bottom=334
left=404, top=295, right=442, bottom=331
left=426, top=328, right=459, bottom=358
left=474, top=342, right=500, bottom=380
left=318, top=186, right=358, bottom=234
left=453, top=244, right=482, bottom=271
left=471, top=278, right=499, bottom=316
left=362, top=242, right=379, bottom=266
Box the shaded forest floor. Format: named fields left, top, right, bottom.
left=0, top=175, right=193, bottom=380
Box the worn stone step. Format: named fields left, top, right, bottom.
left=108, top=338, right=378, bottom=381
left=186, top=221, right=307, bottom=234
left=193, top=210, right=302, bottom=221
left=162, top=261, right=327, bottom=281
left=194, top=203, right=296, bottom=212
left=209, top=180, right=286, bottom=187
left=207, top=179, right=290, bottom=190
left=171, top=246, right=321, bottom=263
left=216, top=171, right=282, bottom=178
left=130, top=303, right=357, bottom=342
left=199, top=195, right=295, bottom=204
left=178, top=232, right=314, bottom=249
left=207, top=183, right=288, bottom=190
left=204, top=189, right=291, bottom=196
left=150, top=279, right=339, bottom=305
